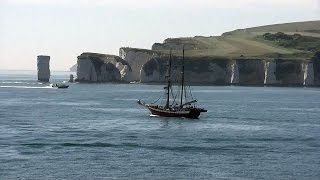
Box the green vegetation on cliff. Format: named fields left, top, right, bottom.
left=153, top=21, right=320, bottom=60
left=262, top=32, right=320, bottom=52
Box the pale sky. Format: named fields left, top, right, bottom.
left=0, top=0, right=319, bottom=70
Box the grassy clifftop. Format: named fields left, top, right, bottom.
left=225, top=21, right=320, bottom=35
left=154, top=21, right=320, bottom=60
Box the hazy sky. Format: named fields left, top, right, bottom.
left=0, top=0, right=319, bottom=70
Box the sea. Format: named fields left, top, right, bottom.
left=0, top=70, right=319, bottom=179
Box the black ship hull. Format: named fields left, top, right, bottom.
left=148, top=107, right=202, bottom=119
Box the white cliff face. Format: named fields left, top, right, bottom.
left=119, top=48, right=159, bottom=81
left=264, top=61, right=279, bottom=85
left=37, top=55, right=50, bottom=82
left=302, top=63, right=314, bottom=86
left=140, top=66, right=161, bottom=83
left=77, top=59, right=97, bottom=82
left=230, top=62, right=239, bottom=84
left=238, top=60, right=266, bottom=85
left=76, top=53, right=123, bottom=82
left=76, top=50, right=316, bottom=86
left=275, top=60, right=305, bottom=85
left=184, top=63, right=228, bottom=84
left=120, top=65, right=132, bottom=82
left=98, top=63, right=121, bottom=81
left=115, top=62, right=131, bottom=81
left=208, top=63, right=227, bottom=82
left=139, top=57, right=232, bottom=84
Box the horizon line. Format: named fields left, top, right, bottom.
left=0, top=69, right=74, bottom=72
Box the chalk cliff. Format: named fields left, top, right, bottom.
left=119, top=48, right=160, bottom=81
left=312, top=51, right=320, bottom=86
left=139, top=56, right=318, bottom=86
left=140, top=56, right=232, bottom=85
left=74, top=51, right=319, bottom=86
left=274, top=59, right=304, bottom=86
left=75, top=50, right=319, bottom=86
left=236, top=59, right=265, bottom=85
left=37, top=55, right=50, bottom=82
left=302, top=63, right=314, bottom=86
left=76, top=53, right=132, bottom=82
left=264, top=61, right=279, bottom=85
left=229, top=61, right=239, bottom=84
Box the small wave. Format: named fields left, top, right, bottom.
left=61, top=142, right=114, bottom=147
left=202, top=123, right=270, bottom=131
left=22, top=142, right=116, bottom=148
left=203, top=137, right=316, bottom=143
left=278, top=107, right=320, bottom=112
left=21, top=142, right=267, bottom=153
left=0, top=146, right=30, bottom=160
left=248, top=137, right=316, bottom=142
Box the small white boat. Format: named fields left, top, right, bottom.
left=52, top=83, right=69, bottom=89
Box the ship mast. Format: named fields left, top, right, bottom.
left=180, top=47, right=185, bottom=107
left=165, top=49, right=172, bottom=109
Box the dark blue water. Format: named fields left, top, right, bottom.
left=1, top=70, right=320, bottom=179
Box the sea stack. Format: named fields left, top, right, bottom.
left=69, top=74, right=74, bottom=82
left=37, top=55, right=50, bottom=82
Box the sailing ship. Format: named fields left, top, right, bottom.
left=138, top=48, right=207, bottom=119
